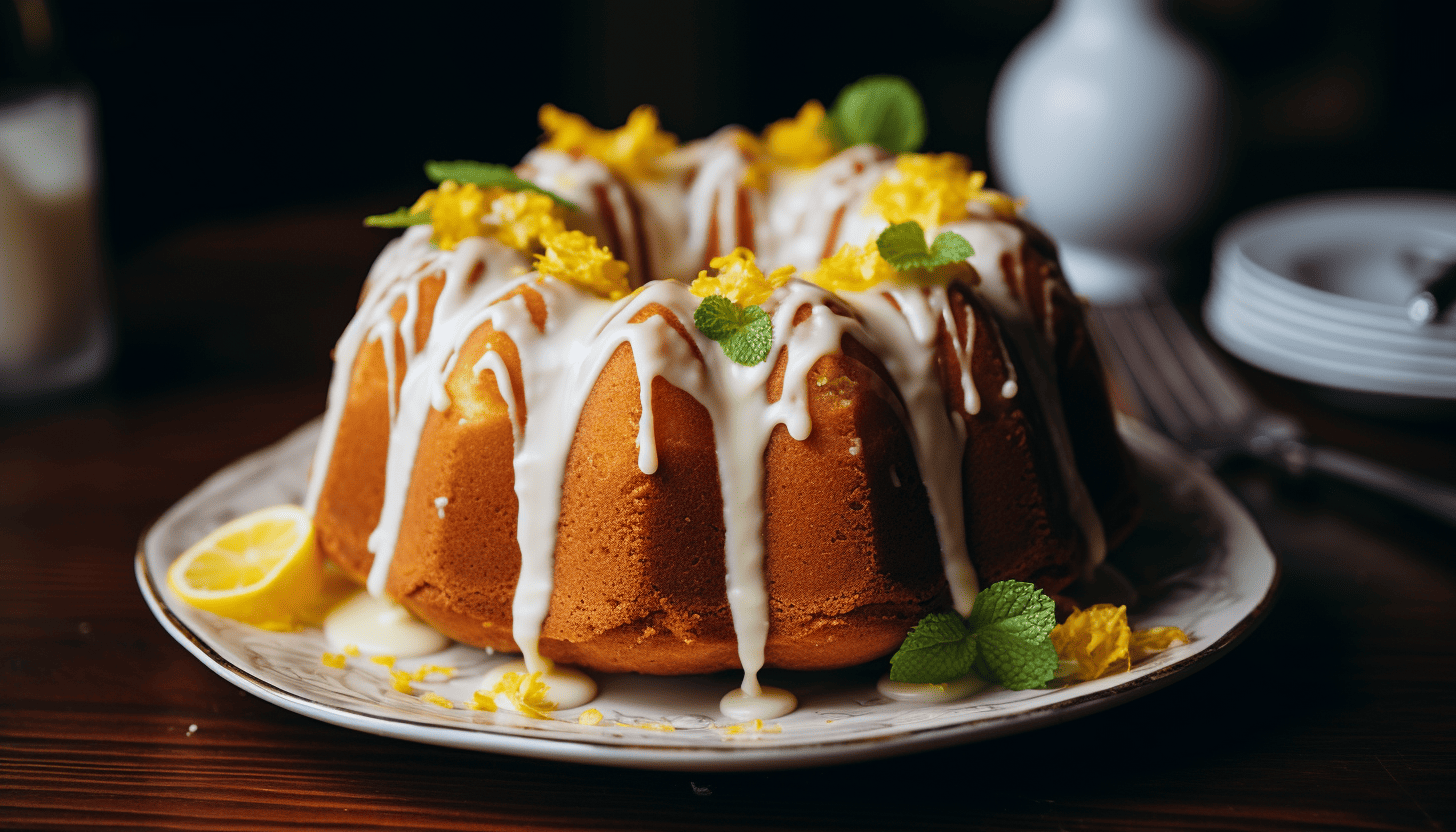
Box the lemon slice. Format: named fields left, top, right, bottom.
left=167, top=505, right=323, bottom=630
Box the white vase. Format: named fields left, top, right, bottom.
left=989, top=0, right=1229, bottom=301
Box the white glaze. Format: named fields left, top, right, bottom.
left=323, top=592, right=450, bottom=657
left=719, top=685, right=797, bottom=721
left=876, top=673, right=990, bottom=703
left=480, top=658, right=598, bottom=712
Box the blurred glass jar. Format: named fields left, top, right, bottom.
left=1, top=0, right=110, bottom=400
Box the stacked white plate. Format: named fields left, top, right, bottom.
left=1206, top=191, right=1456, bottom=405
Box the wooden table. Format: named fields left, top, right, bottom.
left=3, top=205, right=1453, bottom=831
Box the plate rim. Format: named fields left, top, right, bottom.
left=1214, top=189, right=1456, bottom=323
left=136, top=419, right=1280, bottom=771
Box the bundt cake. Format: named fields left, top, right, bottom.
left=303, top=85, right=1139, bottom=701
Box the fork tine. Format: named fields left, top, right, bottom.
left=1090, top=304, right=1196, bottom=441
left=1145, top=299, right=1256, bottom=429
left=1115, top=301, right=1225, bottom=437
left=1086, top=307, right=1153, bottom=423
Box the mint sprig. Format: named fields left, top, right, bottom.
left=824, top=75, right=927, bottom=154
left=888, top=581, right=1058, bottom=690
left=364, top=207, right=432, bottom=228
left=693, top=295, right=774, bottom=366
left=876, top=221, right=974, bottom=271
left=424, top=160, right=579, bottom=211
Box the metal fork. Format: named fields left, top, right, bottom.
left=1088, top=294, right=1456, bottom=527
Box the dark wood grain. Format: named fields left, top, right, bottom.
left=2, top=207, right=1453, bottom=831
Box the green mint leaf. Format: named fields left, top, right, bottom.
left=965, top=580, right=1058, bottom=690
left=973, top=632, right=1059, bottom=691
left=889, top=611, right=976, bottom=683
left=424, top=160, right=580, bottom=211
left=365, top=207, right=432, bottom=228
left=693, top=296, right=775, bottom=365
left=876, top=221, right=933, bottom=268
left=723, top=305, right=773, bottom=366
left=693, top=294, right=747, bottom=341
left=929, top=230, right=975, bottom=263
left=876, top=221, right=975, bottom=271
left=965, top=580, right=1057, bottom=634
left=825, top=75, right=926, bottom=154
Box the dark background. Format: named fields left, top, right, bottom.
left=4, top=0, right=1455, bottom=397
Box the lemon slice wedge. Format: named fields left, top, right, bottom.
left=167, top=505, right=323, bottom=630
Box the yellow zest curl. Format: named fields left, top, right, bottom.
left=807, top=240, right=898, bottom=294
left=411, top=182, right=566, bottom=253
left=411, top=181, right=507, bottom=251
left=763, top=100, right=835, bottom=168
left=578, top=708, right=604, bottom=726
left=689, top=247, right=793, bottom=307
left=389, top=669, right=415, bottom=694
left=1051, top=604, right=1192, bottom=682
left=320, top=652, right=347, bottom=669
left=410, top=663, right=457, bottom=682
left=1130, top=626, right=1191, bottom=662
left=1051, top=604, right=1131, bottom=682
left=539, top=104, right=678, bottom=181
left=808, top=237, right=970, bottom=293
left=489, top=670, right=556, bottom=720
left=868, top=153, right=1021, bottom=229
left=535, top=230, right=631, bottom=300
left=421, top=692, right=454, bottom=709
left=970, top=184, right=1025, bottom=219
left=488, top=191, right=566, bottom=251
left=734, top=130, right=771, bottom=191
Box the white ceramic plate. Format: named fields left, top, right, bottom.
left=137, top=418, right=1278, bottom=771
left=1206, top=191, right=1456, bottom=401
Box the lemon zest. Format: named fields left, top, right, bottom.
left=410, top=182, right=567, bottom=253
left=970, top=186, right=1025, bottom=219
left=716, top=719, right=781, bottom=736
left=370, top=655, right=397, bottom=669
left=615, top=721, right=675, bottom=732
left=320, top=652, right=347, bottom=669
left=1052, top=606, right=1189, bottom=682
left=689, top=247, right=793, bottom=306
left=410, top=664, right=457, bottom=682
left=1130, top=625, right=1191, bottom=662
left=341, top=644, right=360, bottom=657
left=868, top=153, right=1020, bottom=229
left=487, top=190, right=566, bottom=251
left=734, top=130, right=771, bottom=190
left=421, top=692, right=454, bottom=709
left=468, top=691, right=498, bottom=712
left=389, top=669, right=415, bottom=694
left=763, top=100, right=835, bottom=167
left=1050, top=604, right=1131, bottom=682
left=534, top=229, right=631, bottom=300
left=807, top=240, right=898, bottom=294
left=807, top=238, right=969, bottom=293
left=539, top=104, right=677, bottom=180
left=578, top=708, right=604, bottom=726
left=489, top=671, right=555, bottom=719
